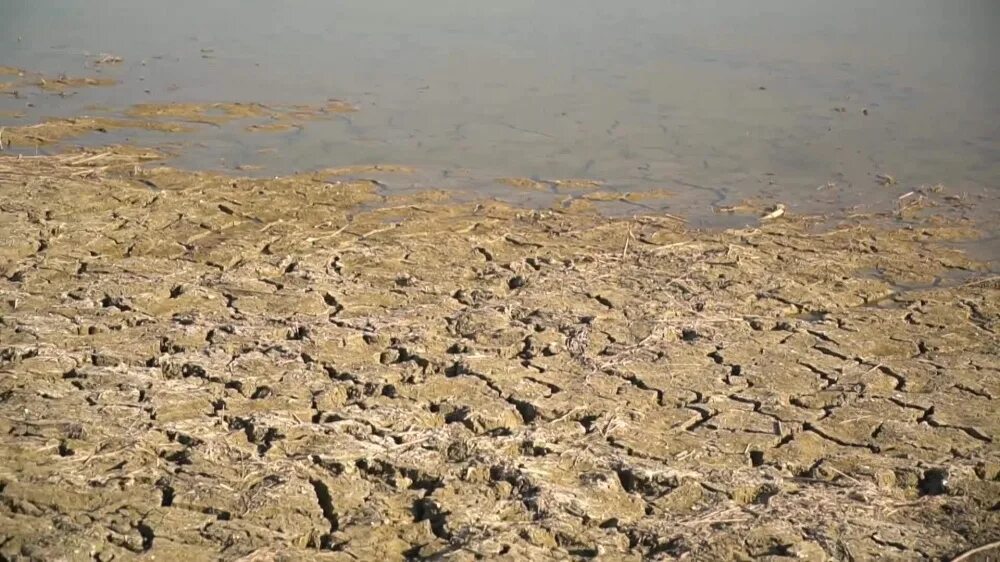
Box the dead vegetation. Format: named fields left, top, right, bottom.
left=0, top=147, right=997, bottom=561
left=0, top=66, right=118, bottom=98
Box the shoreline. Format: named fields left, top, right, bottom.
left=3, top=96, right=999, bottom=249
left=0, top=147, right=998, bottom=560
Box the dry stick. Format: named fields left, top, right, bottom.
left=304, top=222, right=352, bottom=243
left=387, top=434, right=434, bottom=451
left=622, top=222, right=632, bottom=259
left=949, top=540, right=1000, bottom=562
left=549, top=406, right=583, bottom=425
left=955, top=275, right=1000, bottom=289
left=865, top=362, right=887, bottom=376
left=650, top=241, right=692, bottom=254
left=67, top=151, right=113, bottom=166
left=825, top=465, right=862, bottom=485
left=359, top=223, right=399, bottom=239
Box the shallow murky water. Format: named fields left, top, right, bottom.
left=1, top=0, right=998, bottom=225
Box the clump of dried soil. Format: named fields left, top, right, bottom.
left=0, top=148, right=997, bottom=561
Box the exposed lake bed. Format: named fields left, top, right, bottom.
left=0, top=144, right=997, bottom=560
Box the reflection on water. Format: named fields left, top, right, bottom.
left=1, top=0, right=998, bottom=221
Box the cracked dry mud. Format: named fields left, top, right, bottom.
left=0, top=149, right=997, bottom=561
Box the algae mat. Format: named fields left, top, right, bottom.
left=0, top=149, right=997, bottom=561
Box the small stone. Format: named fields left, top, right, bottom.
left=91, top=353, right=120, bottom=367
left=379, top=349, right=401, bottom=365
left=874, top=469, right=896, bottom=489
left=786, top=540, right=827, bottom=561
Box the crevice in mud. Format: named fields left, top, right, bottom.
left=524, top=376, right=561, bottom=395
left=447, top=362, right=500, bottom=392
left=870, top=422, right=885, bottom=440
left=590, top=293, right=614, bottom=309
left=136, top=521, right=154, bottom=551
left=579, top=414, right=599, bottom=434
left=159, top=484, right=174, bottom=507
left=683, top=405, right=714, bottom=431
left=488, top=464, right=544, bottom=521
left=323, top=364, right=361, bottom=384
left=412, top=497, right=451, bottom=541
left=806, top=329, right=838, bottom=344
left=774, top=433, right=796, bottom=448
left=954, top=384, right=992, bottom=399
left=919, top=408, right=993, bottom=444
left=958, top=299, right=996, bottom=335
left=799, top=361, right=838, bottom=389
left=309, top=478, right=340, bottom=537
left=613, top=466, right=681, bottom=498
left=474, top=247, right=494, bottom=262
left=603, top=437, right=674, bottom=464
left=757, top=292, right=805, bottom=313
left=870, top=533, right=927, bottom=557
left=886, top=396, right=928, bottom=413
left=356, top=458, right=445, bottom=495
left=727, top=393, right=761, bottom=411
left=604, top=367, right=665, bottom=405
left=507, top=397, right=539, bottom=424
left=227, top=417, right=285, bottom=454
left=447, top=362, right=540, bottom=424
left=803, top=423, right=878, bottom=451
left=872, top=364, right=907, bottom=391
left=522, top=360, right=547, bottom=373
left=728, top=393, right=788, bottom=434
left=812, top=345, right=851, bottom=361
left=914, top=406, right=935, bottom=429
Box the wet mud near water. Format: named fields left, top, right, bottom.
left=4, top=100, right=1000, bottom=259
left=0, top=146, right=997, bottom=560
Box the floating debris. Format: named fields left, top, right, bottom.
left=760, top=203, right=786, bottom=221
left=93, top=53, right=124, bottom=65
left=876, top=173, right=896, bottom=186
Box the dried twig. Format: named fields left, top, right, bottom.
left=622, top=222, right=633, bottom=259
left=949, top=541, right=1000, bottom=562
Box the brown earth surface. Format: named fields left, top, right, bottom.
left=0, top=148, right=997, bottom=561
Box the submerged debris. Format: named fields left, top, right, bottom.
left=92, top=53, right=124, bottom=65
left=876, top=173, right=897, bottom=186
left=759, top=203, right=786, bottom=221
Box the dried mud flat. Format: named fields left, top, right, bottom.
left=0, top=148, right=997, bottom=562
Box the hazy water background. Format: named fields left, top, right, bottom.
left=1, top=0, right=998, bottom=224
